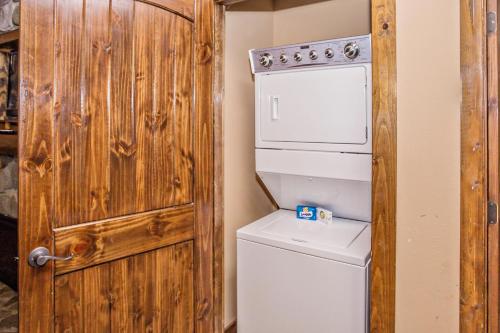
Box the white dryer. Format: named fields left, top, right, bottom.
left=238, top=35, right=372, bottom=333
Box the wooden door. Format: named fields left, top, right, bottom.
left=488, top=0, right=500, bottom=332
left=18, top=0, right=217, bottom=332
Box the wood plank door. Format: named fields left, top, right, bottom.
left=18, top=0, right=217, bottom=332
left=488, top=0, right=500, bottom=332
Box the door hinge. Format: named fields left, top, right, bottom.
left=487, top=11, right=497, bottom=34
left=488, top=201, right=498, bottom=224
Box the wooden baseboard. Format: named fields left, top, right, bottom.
left=225, top=321, right=236, bottom=333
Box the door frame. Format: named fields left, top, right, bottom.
left=18, top=0, right=225, bottom=332
left=460, top=0, right=496, bottom=332
left=214, top=0, right=398, bottom=332
left=459, top=0, right=500, bottom=331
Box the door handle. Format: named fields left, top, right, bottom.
left=271, top=96, right=279, bottom=120
left=28, top=247, right=73, bottom=268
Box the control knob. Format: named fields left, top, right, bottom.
left=344, top=42, right=360, bottom=60
left=279, top=53, right=288, bottom=63
left=309, top=50, right=318, bottom=60
left=293, top=52, right=302, bottom=62
left=259, top=53, right=273, bottom=68
left=325, top=48, right=334, bottom=59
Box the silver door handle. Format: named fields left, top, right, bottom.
left=28, top=247, right=73, bottom=268
left=271, top=96, right=279, bottom=120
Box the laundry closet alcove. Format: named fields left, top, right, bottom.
left=217, top=0, right=396, bottom=332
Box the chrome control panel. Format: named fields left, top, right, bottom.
left=249, top=34, right=371, bottom=73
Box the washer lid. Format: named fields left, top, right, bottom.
left=237, top=209, right=371, bottom=266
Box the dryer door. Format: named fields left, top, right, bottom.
left=258, top=65, right=369, bottom=147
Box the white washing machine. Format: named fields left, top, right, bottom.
left=237, top=210, right=371, bottom=333
left=238, top=35, right=372, bottom=333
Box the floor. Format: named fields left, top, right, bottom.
left=0, top=281, right=17, bottom=332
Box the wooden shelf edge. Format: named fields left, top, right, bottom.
left=0, top=30, right=19, bottom=46
left=0, top=132, right=17, bottom=155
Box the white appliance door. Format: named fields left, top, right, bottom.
left=259, top=66, right=368, bottom=145
left=237, top=239, right=369, bottom=333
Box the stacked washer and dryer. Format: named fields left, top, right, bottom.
left=237, top=35, right=373, bottom=333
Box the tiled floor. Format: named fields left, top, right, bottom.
left=0, top=281, right=17, bottom=333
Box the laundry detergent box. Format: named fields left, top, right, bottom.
left=296, top=206, right=317, bottom=221
left=296, top=206, right=333, bottom=223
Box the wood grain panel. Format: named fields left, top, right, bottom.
left=55, top=270, right=84, bottom=331
left=55, top=264, right=111, bottom=333
left=84, top=265, right=112, bottom=332
left=174, top=16, right=194, bottom=204
left=110, top=242, right=194, bottom=332
left=18, top=0, right=55, bottom=332
left=54, top=0, right=112, bottom=226
left=370, top=1, right=397, bottom=333
left=82, top=0, right=112, bottom=222
left=134, top=1, right=156, bottom=213
left=460, top=0, right=488, bottom=332
left=54, top=204, right=194, bottom=275
left=110, top=0, right=137, bottom=216
left=53, top=0, right=193, bottom=226
left=152, top=8, right=176, bottom=209
left=54, top=0, right=84, bottom=227
left=111, top=251, right=157, bottom=332
left=169, top=241, right=194, bottom=333
left=194, top=0, right=216, bottom=331
left=56, top=243, right=193, bottom=332
left=140, top=0, right=194, bottom=20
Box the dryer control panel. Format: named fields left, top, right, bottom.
left=249, top=34, right=371, bottom=74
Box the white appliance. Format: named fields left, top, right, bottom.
left=238, top=210, right=371, bottom=333
left=237, top=35, right=372, bottom=333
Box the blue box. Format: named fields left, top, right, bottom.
left=296, top=206, right=317, bottom=220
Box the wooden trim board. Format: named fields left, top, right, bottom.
left=214, top=2, right=226, bottom=333
left=54, top=205, right=195, bottom=275
left=369, top=1, right=397, bottom=332
left=460, top=0, right=489, bottom=332
left=486, top=0, right=499, bottom=332
left=194, top=0, right=224, bottom=332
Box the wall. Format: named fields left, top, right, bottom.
left=273, top=0, right=370, bottom=45
left=223, top=3, right=276, bottom=327
left=395, top=1, right=461, bottom=332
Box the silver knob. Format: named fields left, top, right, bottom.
left=344, top=42, right=360, bottom=59
left=293, top=52, right=302, bottom=62
left=259, top=53, right=273, bottom=68
left=279, top=53, right=288, bottom=63
left=28, top=247, right=73, bottom=268
left=325, top=48, right=334, bottom=59
left=309, top=50, right=318, bottom=60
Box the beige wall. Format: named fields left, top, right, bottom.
left=395, top=0, right=460, bottom=332
left=273, top=0, right=370, bottom=45
left=225, top=0, right=461, bottom=330
left=224, top=6, right=276, bottom=328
